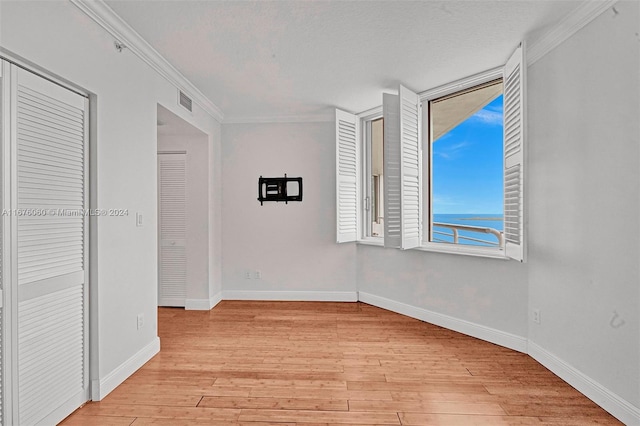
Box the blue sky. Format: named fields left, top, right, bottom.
left=431, top=95, right=503, bottom=215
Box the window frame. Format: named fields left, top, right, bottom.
left=419, top=66, right=506, bottom=256
left=358, top=106, right=384, bottom=244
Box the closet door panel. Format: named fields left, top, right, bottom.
left=13, top=65, right=88, bottom=426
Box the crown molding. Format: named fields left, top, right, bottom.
left=527, top=0, right=618, bottom=65
left=70, top=0, right=224, bottom=122
left=70, top=0, right=616, bottom=123
left=223, top=113, right=334, bottom=124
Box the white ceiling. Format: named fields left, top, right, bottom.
left=106, top=0, right=584, bottom=123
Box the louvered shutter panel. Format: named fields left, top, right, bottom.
left=158, top=153, right=187, bottom=306
left=14, top=66, right=88, bottom=425
left=503, top=44, right=526, bottom=261
left=399, top=85, right=421, bottom=249
left=384, top=86, right=422, bottom=249
left=18, top=286, right=84, bottom=424
left=383, top=93, right=401, bottom=248
left=17, top=85, right=85, bottom=286
left=335, top=109, right=359, bottom=243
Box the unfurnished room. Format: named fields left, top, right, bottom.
left=0, top=0, right=638, bottom=425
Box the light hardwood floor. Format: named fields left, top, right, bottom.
left=61, top=301, right=621, bottom=425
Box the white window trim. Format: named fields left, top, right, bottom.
left=418, top=66, right=503, bottom=103
left=358, top=106, right=383, bottom=243
left=415, top=243, right=509, bottom=260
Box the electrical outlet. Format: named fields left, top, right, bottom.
left=244, top=270, right=252, bottom=279
left=137, top=313, right=144, bottom=330
left=254, top=270, right=261, bottom=279
left=532, top=309, right=541, bottom=324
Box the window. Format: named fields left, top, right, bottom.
left=428, top=79, right=504, bottom=249
left=362, top=116, right=384, bottom=238
left=336, top=44, right=525, bottom=261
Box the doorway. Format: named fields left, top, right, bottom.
left=156, top=105, right=209, bottom=308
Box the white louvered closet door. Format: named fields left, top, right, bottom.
left=12, top=65, right=89, bottom=425
left=158, top=153, right=187, bottom=306
left=0, top=60, right=7, bottom=426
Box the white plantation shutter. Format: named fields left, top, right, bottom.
left=383, top=86, right=421, bottom=249
left=13, top=65, right=88, bottom=425
left=503, top=44, right=526, bottom=261
left=158, top=153, right=187, bottom=306
left=399, top=85, right=421, bottom=249
left=383, top=93, right=401, bottom=248
left=335, top=109, right=359, bottom=243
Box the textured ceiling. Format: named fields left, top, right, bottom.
left=106, top=0, right=584, bottom=122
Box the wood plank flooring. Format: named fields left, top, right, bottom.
left=61, top=301, right=622, bottom=425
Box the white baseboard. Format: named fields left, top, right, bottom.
left=185, top=291, right=222, bottom=310
left=222, top=290, right=358, bottom=302
left=158, top=297, right=185, bottom=307
left=528, top=341, right=640, bottom=426
left=91, top=336, right=160, bottom=401
left=357, top=291, right=528, bottom=353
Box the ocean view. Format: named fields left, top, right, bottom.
left=432, top=213, right=503, bottom=247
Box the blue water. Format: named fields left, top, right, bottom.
left=432, top=214, right=503, bottom=247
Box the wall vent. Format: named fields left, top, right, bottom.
left=178, top=90, right=193, bottom=112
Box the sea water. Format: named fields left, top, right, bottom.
left=432, top=214, right=503, bottom=247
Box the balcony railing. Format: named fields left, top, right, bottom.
left=433, top=222, right=504, bottom=248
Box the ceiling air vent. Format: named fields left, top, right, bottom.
left=178, top=90, right=193, bottom=113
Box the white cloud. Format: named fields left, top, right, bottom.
left=471, top=108, right=503, bottom=125
left=432, top=194, right=459, bottom=206
left=434, top=140, right=470, bottom=159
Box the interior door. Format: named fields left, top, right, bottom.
left=158, top=152, right=186, bottom=307
left=0, top=58, right=7, bottom=426
left=11, top=63, right=89, bottom=425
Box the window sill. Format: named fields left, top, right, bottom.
left=415, top=243, right=508, bottom=260
left=357, top=238, right=384, bottom=247
left=357, top=239, right=509, bottom=260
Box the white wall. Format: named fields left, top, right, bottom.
left=158, top=120, right=210, bottom=306
left=0, top=0, right=222, bottom=398
left=527, top=0, right=639, bottom=412
left=357, top=247, right=529, bottom=345
left=210, top=123, right=223, bottom=303
left=221, top=122, right=357, bottom=300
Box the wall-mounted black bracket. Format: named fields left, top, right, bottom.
left=258, top=174, right=303, bottom=205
